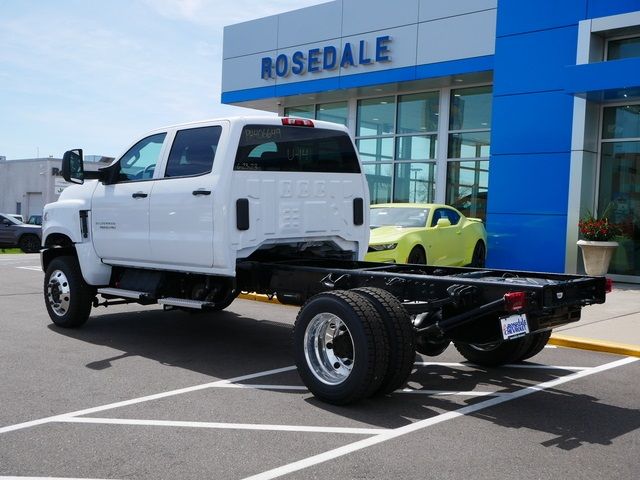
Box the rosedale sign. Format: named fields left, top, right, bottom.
left=261, top=35, right=392, bottom=79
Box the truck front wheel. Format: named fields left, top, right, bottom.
left=44, top=256, right=94, bottom=328
left=293, top=291, right=389, bottom=405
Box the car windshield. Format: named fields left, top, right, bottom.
left=370, top=207, right=430, bottom=228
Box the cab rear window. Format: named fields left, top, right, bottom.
left=234, top=125, right=360, bottom=173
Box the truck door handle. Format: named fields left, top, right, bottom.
left=192, top=190, right=211, bottom=196
left=132, top=192, right=148, bottom=198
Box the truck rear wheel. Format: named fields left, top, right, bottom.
left=44, top=256, right=94, bottom=328
left=351, top=287, right=415, bottom=395
left=453, top=336, right=533, bottom=367
left=517, top=331, right=552, bottom=361
left=293, top=290, right=389, bottom=405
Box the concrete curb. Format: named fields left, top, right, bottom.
left=238, top=292, right=282, bottom=305
left=549, top=334, right=640, bottom=358
left=237, top=294, right=640, bottom=357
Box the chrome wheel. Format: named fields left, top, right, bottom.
left=46, top=269, right=71, bottom=317
left=304, top=313, right=355, bottom=385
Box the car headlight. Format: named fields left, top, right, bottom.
left=368, top=243, right=398, bottom=252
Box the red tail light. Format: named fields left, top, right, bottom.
left=282, top=117, right=314, bottom=127
left=504, top=291, right=527, bottom=312
left=605, top=277, right=613, bottom=294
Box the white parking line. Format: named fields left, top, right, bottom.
left=214, top=383, right=502, bottom=397
left=0, top=366, right=296, bottom=435
left=0, top=477, right=115, bottom=480
left=57, top=417, right=389, bottom=435
left=502, top=364, right=589, bottom=371
left=414, top=361, right=588, bottom=371
left=16, top=266, right=41, bottom=271
left=398, top=389, right=500, bottom=397
left=242, top=356, right=638, bottom=480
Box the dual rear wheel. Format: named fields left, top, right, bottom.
left=453, top=330, right=552, bottom=366
left=293, top=288, right=415, bottom=405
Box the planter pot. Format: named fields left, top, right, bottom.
left=577, top=240, right=618, bottom=276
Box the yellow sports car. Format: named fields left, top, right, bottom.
left=365, top=203, right=487, bottom=267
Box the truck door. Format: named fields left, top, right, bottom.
left=91, top=133, right=167, bottom=263
left=148, top=125, right=222, bottom=268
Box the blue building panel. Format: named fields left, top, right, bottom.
left=565, top=57, right=640, bottom=96
left=493, top=26, right=578, bottom=96
left=496, top=0, right=586, bottom=37
left=486, top=213, right=568, bottom=272
left=415, top=55, right=493, bottom=80
left=488, top=153, right=571, bottom=216
left=275, top=77, right=341, bottom=97
left=491, top=91, right=574, bottom=155
left=221, top=85, right=276, bottom=104
left=587, top=0, right=640, bottom=19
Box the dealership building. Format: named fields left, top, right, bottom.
left=221, top=0, right=640, bottom=283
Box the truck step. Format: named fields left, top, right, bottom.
left=157, top=297, right=215, bottom=310
left=97, top=287, right=151, bottom=300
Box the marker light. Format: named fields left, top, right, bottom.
left=605, top=278, right=613, bottom=294
left=282, top=117, right=314, bottom=127
left=504, top=291, right=527, bottom=312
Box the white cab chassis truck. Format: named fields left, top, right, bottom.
left=42, top=116, right=607, bottom=405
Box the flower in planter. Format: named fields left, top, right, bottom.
left=578, top=212, right=622, bottom=242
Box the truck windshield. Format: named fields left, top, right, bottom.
left=234, top=125, right=360, bottom=173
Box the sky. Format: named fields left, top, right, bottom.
left=0, top=0, right=325, bottom=160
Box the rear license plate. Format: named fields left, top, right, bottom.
left=501, top=314, right=529, bottom=340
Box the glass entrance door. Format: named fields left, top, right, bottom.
left=599, top=104, right=640, bottom=279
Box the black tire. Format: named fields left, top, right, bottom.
left=19, top=234, right=40, bottom=253
left=454, top=336, right=533, bottom=367
left=351, top=287, right=415, bottom=395
left=470, top=241, right=486, bottom=268
left=44, top=255, right=94, bottom=328
left=518, top=331, right=552, bottom=361
left=407, top=246, right=426, bottom=265
left=209, top=287, right=239, bottom=311
left=293, top=290, right=389, bottom=405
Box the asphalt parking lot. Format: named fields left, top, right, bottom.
left=1, top=254, right=639, bottom=480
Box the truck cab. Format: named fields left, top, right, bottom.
left=42, top=117, right=369, bottom=286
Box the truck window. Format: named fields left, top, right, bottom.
left=165, top=126, right=222, bottom=178
left=119, top=133, right=167, bottom=182
left=234, top=125, right=360, bottom=173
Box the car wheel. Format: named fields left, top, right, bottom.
left=407, top=246, right=426, bottom=265
left=470, top=241, right=486, bottom=267
left=19, top=234, right=40, bottom=253
left=44, top=256, right=94, bottom=328
left=293, top=290, right=389, bottom=405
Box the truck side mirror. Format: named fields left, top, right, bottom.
left=61, top=149, right=84, bottom=184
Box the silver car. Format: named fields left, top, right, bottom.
left=0, top=213, right=42, bottom=253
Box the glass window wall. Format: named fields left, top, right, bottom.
left=284, top=86, right=492, bottom=217
left=446, top=86, right=492, bottom=220
left=284, top=102, right=349, bottom=126
left=607, top=36, right=640, bottom=60
left=356, top=92, right=440, bottom=205
left=599, top=104, right=640, bottom=277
